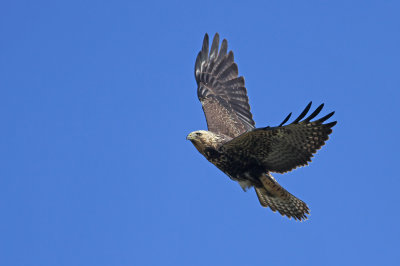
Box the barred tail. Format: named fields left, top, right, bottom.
left=254, top=173, right=309, bottom=221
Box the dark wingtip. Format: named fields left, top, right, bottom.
left=202, top=33, right=209, bottom=53
left=210, top=33, right=220, bottom=61
left=194, top=51, right=202, bottom=80
left=292, top=102, right=312, bottom=124
left=200, top=33, right=210, bottom=67
left=279, top=112, right=292, bottom=127
left=326, top=121, right=337, bottom=128
left=316, top=111, right=335, bottom=124
left=227, top=50, right=234, bottom=61
left=304, top=103, right=324, bottom=122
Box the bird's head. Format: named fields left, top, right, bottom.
left=187, top=130, right=219, bottom=154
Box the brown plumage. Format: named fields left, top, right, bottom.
left=187, top=33, right=336, bottom=221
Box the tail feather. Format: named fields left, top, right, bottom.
left=255, top=173, right=309, bottom=221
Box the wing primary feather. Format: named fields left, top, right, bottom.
left=218, top=39, right=228, bottom=62
left=210, top=33, right=219, bottom=61
left=201, top=34, right=209, bottom=65
left=194, top=52, right=202, bottom=78
left=214, top=52, right=235, bottom=80
left=325, top=121, right=337, bottom=128
left=279, top=112, right=292, bottom=127
left=315, top=111, right=335, bottom=124
left=292, top=102, right=312, bottom=124
left=304, top=103, right=324, bottom=122
left=218, top=63, right=238, bottom=81
left=211, top=38, right=228, bottom=74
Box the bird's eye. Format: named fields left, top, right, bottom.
left=196, top=132, right=202, bottom=136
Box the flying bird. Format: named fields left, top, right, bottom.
left=187, top=33, right=336, bottom=221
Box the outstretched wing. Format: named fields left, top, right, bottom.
left=195, top=33, right=255, bottom=139
left=221, top=102, right=337, bottom=173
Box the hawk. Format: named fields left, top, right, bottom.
left=187, top=33, right=336, bottom=221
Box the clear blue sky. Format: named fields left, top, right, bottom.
left=1, top=1, right=399, bottom=265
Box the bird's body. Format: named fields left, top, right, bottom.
left=187, top=130, right=262, bottom=189
left=187, top=33, right=336, bottom=221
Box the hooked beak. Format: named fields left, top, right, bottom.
left=186, top=132, right=195, bottom=141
